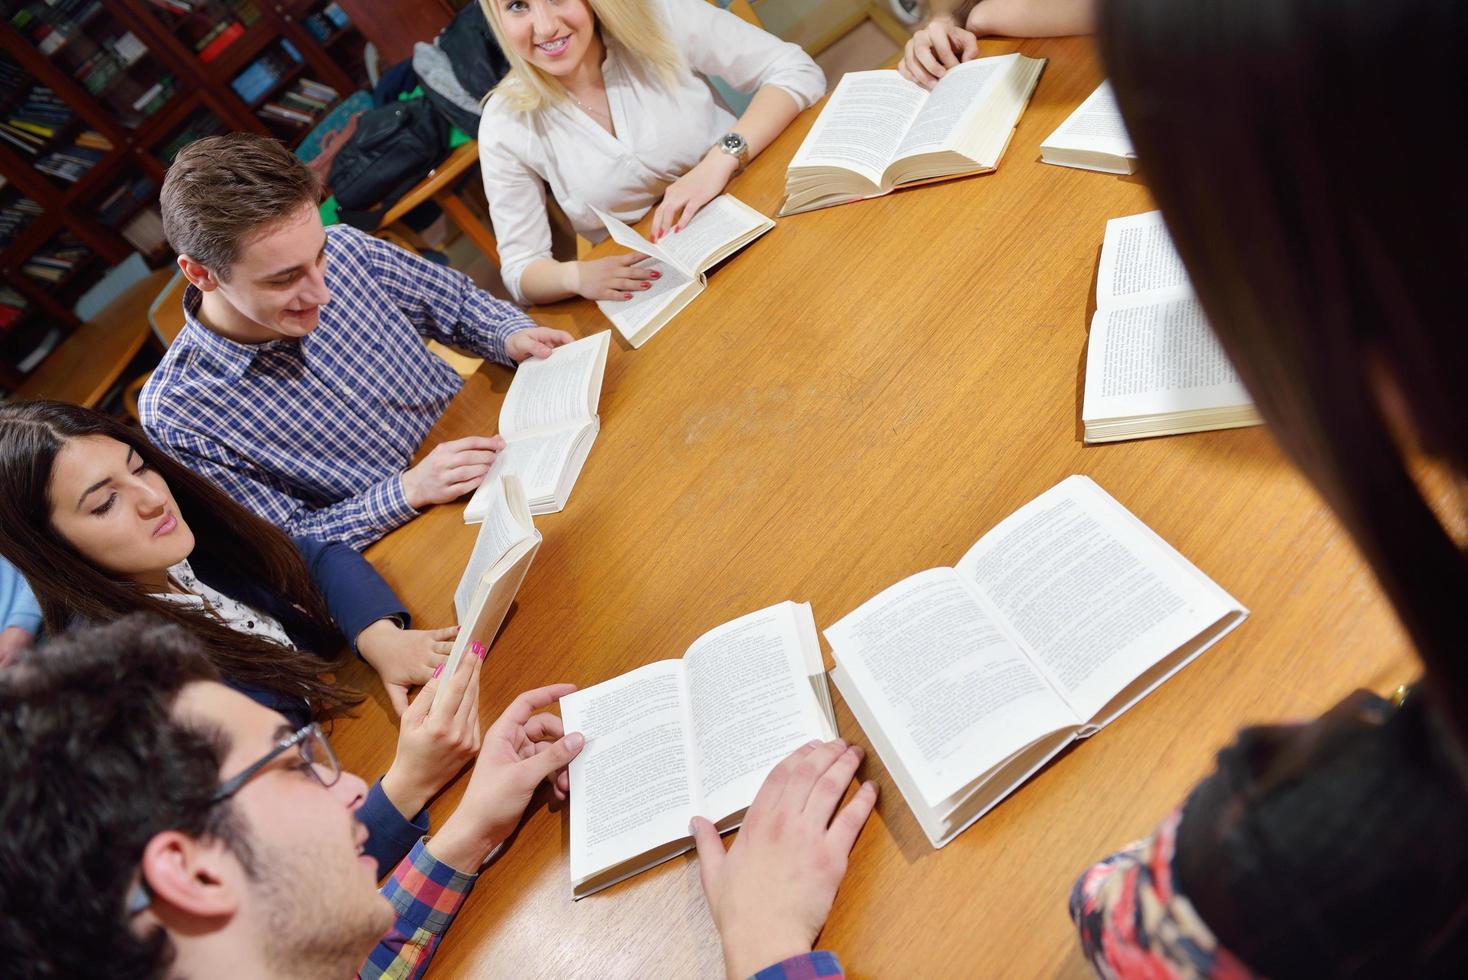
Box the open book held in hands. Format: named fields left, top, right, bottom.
left=1083, top=212, right=1261, bottom=442
left=464, top=330, right=610, bottom=519
left=433, top=475, right=542, bottom=709
left=825, top=476, right=1247, bottom=848
left=1040, top=82, right=1136, bottom=175
left=592, top=194, right=774, bottom=349
left=780, top=53, right=1045, bottom=216
left=559, top=601, right=837, bottom=898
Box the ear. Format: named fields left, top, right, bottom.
left=138, top=830, right=244, bottom=921
left=177, top=255, right=219, bottom=293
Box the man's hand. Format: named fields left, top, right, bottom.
left=651, top=149, right=739, bottom=242
left=380, top=643, right=485, bottom=818
left=899, top=15, right=980, bottom=88
left=505, top=326, right=575, bottom=362
left=572, top=252, right=658, bottom=302
left=356, top=618, right=457, bottom=716
left=425, top=683, right=582, bottom=873
left=0, top=625, right=33, bottom=668
left=401, top=435, right=505, bottom=509
left=691, top=739, right=877, bottom=980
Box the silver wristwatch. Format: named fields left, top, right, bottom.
left=716, top=131, right=748, bottom=171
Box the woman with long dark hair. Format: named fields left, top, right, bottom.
left=1065, top=0, right=1468, bottom=975
left=0, top=399, right=484, bottom=876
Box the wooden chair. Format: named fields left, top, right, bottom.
left=120, top=270, right=189, bottom=420
left=377, top=141, right=499, bottom=268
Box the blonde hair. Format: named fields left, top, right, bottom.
left=479, top=0, right=683, bottom=112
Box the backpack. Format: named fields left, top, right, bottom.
left=328, top=97, right=448, bottom=229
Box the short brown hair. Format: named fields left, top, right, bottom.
left=160, top=133, right=320, bottom=281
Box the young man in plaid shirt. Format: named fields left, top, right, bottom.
left=0, top=618, right=873, bottom=979
left=141, top=134, right=575, bottom=550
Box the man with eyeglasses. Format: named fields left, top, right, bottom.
left=1, top=616, right=876, bottom=979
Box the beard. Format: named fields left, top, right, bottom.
left=246, top=832, right=395, bottom=979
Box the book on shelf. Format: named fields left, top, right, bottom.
left=1082, top=211, right=1261, bottom=442
left=36, top=143, right=105, bottom=182
left=431, top=474, right=543, bottom=709
left=825, top=475, right=1248, bottom=849
left=591, top=194, right=773, bottom=348
left=560, top=600, right=837, bottom=898
left=258, top=102, right=314, bottom=126
left=322, top=2, right=350, bottom=28
left=119, top=207, right=166, bottom=255
left=75, top=130, right=112, bottom=151
left=779, top=53, right=1045, bottom=216
left=463, top=330, right=611, bottom=519
left=198, top=22, right=245, bottom=63
left=0, top=287, right=30, bottom=330
left=1040, top=82, right=1136, bottom=175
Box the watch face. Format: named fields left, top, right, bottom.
left=721, top=133, right=747, bottom=154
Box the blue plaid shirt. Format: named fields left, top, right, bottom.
left=139, top=225, right=535, bottom=550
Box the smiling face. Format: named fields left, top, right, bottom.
left=172, top=681, right=392, bottom=973
left=186, top=202, right=333, bottom=344
left=495, top=0, right=599, bottom=78
left=47, top=434, right=195, bottom=586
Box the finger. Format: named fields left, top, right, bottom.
left=494, top=686, right=578, bottom=735
left=441, top=436, right=503, bottom=453
left=387, top=682, right=410, bottom=718
left=954, top=27, right=979, bottom=61
left=431, top=646, right=477, bottom=719
left=432, top=641, right=454, bottom=657
left=898, top=43, right=916, bottom=83
left=600, top=286, right=637, bottom=301
left=915, top=44, right=946, bottom=84
left=524, top=712, right=565, bottom=743
left=662, top=199, right=691, bottom=237
left=931, top=26, right=958, bottom=67
left=803, top=744, right=863, bottom=824
left=452, top=647, right=483, bottom=732
left=442, top=461, right=493, bottom=482
left=825, top=781, right=879, bottom=857
left=781, top=740, right=849, bottom=813
left=747, top=740, right=822, bottom=818
left=673, top=194, right=710, bottom=234
left=443, top=449, right=499, bottom=469
left=615, top=252, right=649, bottom=269
left=442, top=475, right=487, bottom=499
left=689, top=815, right=726, bottom=893
left=404, top=668, right=442, bottom=722
left=612, top=277, right=656, bottom=294
left=650, top=201, right=671, bottom=242
left=616, top=264, right=657, bottom=282
left=554, top=768, right=569, bottom=797
left=515, top=730, right=584, bottom=785
left=429, top=625, right=460, bottom=641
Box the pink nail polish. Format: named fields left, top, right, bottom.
left=432, top=663, right=444, bottom=679
left=641, top=282, right=651, bottom=289
left=623, top=292, right=632, bottom=299
left=473, top=641, right=487, bottom=661
left=651, top=271, right=661, bottom=279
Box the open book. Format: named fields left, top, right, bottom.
left=779, top=53, right=1045, bottom=216
left=464, top=330, right=610, bottom=519
left=1083, top=212, right=1261, bottom=442
left=592, top=194, right=774, bottom=349
left=825, top=476, right=1247, bottom=848
left=1040, top=82, right=1136, bottom=175
left=433, top=475, right=542, bottom=708
left=560, top=601, right=837, bottom=898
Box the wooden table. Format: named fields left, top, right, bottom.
left=12, top=266, right=172, bottom=408
left=346, top=36, right=1416, bottom=978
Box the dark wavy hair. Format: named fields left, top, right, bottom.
left=0, top=616, right=251, bottom=979
left=1099, top=0, right=1468, bottom=738
left=0, top=400, right=360, bottom=719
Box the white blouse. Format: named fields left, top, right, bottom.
left=156, top=558, right=295, bottom=649
left=478, top=0, right=826, bottom=304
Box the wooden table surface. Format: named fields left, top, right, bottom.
left=13, top=266, right=172, bottom=408
left=344, top=35, right=1417, bottom=979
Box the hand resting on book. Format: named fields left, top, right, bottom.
left=402, top=435, right=506, bottom=509
left=356, top=618, right=458, bottom=716
left=692, top=739, right=878, bottom=980
left=574, top=251, right=657, bottom=302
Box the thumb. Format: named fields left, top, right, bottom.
left=518, top=731, right=584, bottom=784
left=532, top=342, right=554, bottom=359
left=387, top=682, right=410, bottom=718
left=689, top=815, right=726, bottom=893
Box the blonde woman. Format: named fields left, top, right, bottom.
left=477, top=0, right=825, bottom=305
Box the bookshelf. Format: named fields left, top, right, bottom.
left=0, top=0, right=369, bottom=393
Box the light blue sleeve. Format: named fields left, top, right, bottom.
left=0, top=556, right=42, bottom=636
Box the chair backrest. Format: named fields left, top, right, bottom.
left=147, top=269, right=189, bottom=347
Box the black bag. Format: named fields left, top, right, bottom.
left=328, top=97, right=448, bottom=229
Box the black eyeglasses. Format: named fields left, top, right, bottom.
left=210, top=721, right=342, bottom=802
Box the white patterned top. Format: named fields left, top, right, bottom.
left=155, top=558, right=295, bottom=649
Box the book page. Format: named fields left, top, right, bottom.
left=1044, top=82, right=1133, bottom=153
left=824, top=568, right=1078, bottom=806
left=453, top=476, right=530, bottom=622
left=592, top=205, right=681, bottom=274
left=655, top=195, right=768, bottom=275
left=1096, top=210, right=1192, bottom=309
left=562, top=661, right=696, bottom=883
left=595, top=257, right=696, bottom=339
left=1085, top=296, right=1252, bottom=417
left=791, top=70, right=927, bottom=184
left=499, top=331, right=609, bottom=440
left=894, top=55, right=1012, bottom=160
left=955, top=476, right=1234, bottom=721
left=488, top=427, right=583, bottom=504
left=683, top=602, right=832, bottom=819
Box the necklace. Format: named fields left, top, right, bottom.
left=567, top=89, right=612, bottom=126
